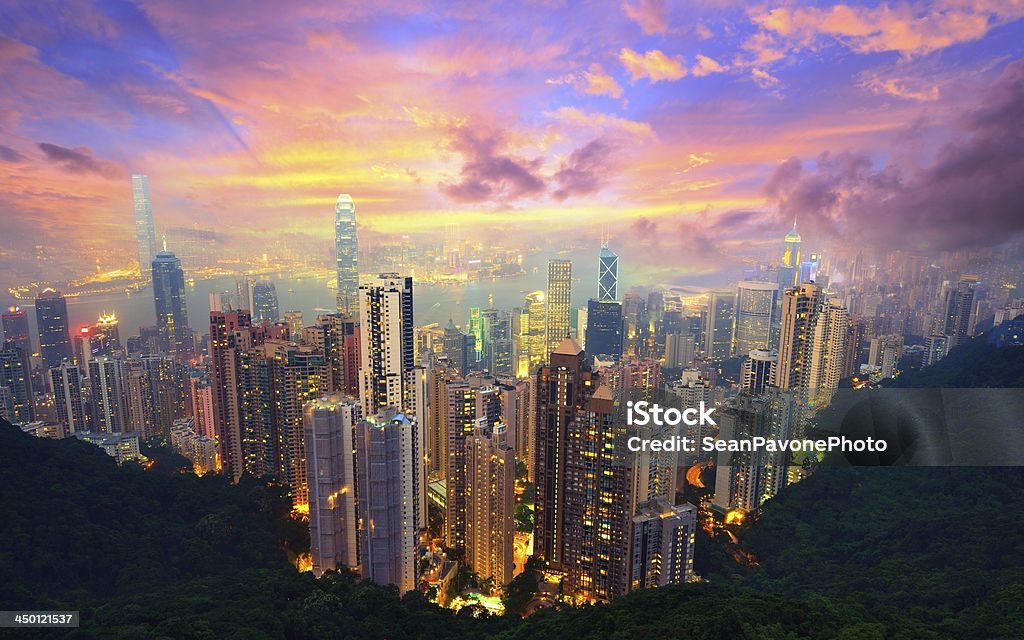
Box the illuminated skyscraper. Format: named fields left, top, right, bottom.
left=251, top=281, right=280, bottom=323
left=598, top=246, right=619, bottom=302
left=355, top=411, right=421, bottom=593
left=733, top=280, right=778, bottom=356
left=775, top=283, right=821, bottom=390
left=943, top=275, right=979, bottom=347
left=132, top=174, right=157, bottom=272
left=51, top=360, right=87, bottom=434
left=742, top=350, right=777, bottom=395
left=305, top=394, right=361, bottom=577
left=465, top=423, right=515, bottom=585
left=545, top=260, right=573, bottom=356
left=629, top=498, right=697, bottom=591
left=2, top=306, right=31, bottom=354
left=88, top=357, right=126, bottom=433
left=517, top=291, right=546, bottom=377
left=780, top=221, right=801, bottom=288
left=480, top=309, right=513, bottom=376
left=335, top=194, right=359, bottom=313
left=36, top=289, right=72, bottom=370
left=807, top=296, right=848, bottom=406
left=359, top=274, right=414, bottom=415
left=586, top=299, right=623, bottom=364
left=152, top=249, right=192, bottom=358
left=0, top=340, right=33, bottom=425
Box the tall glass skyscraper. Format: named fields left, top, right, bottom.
left=335, top=194, right=359, bottom=312
left=733, top=280, right=779, bottom=356
left=598, top=246, right=618, bottom=302
left=2, top=305, right=31, bottom=354
left=152, top=249, right=192, bottom=358
left=35, top=289, right=72, bottom=370
left=586, top=299, right=623, bottom=363
left=545, top=259, right=572, bottom=356
left=251, top=281, right=279, bottom=323
left=132, top=174, right=157, bottom=272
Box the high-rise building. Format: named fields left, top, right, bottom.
left=534, top=337, right=631, bottom=602
left=251, top=281, right=280, bottom=323
left=545, top=260, right=573, bottom=356
left=442, top=377, right=477, bottom=550
left=355, top=411, right=420, bottom=593
left=284, top=310, right=304, bottom=334
left=775, top=283, right=821, bottom=390
left=2, top=306, right=31, bottom=355
left=712, top=391, right=795, bottom=515
left=306, top=313, right=360, bottom=396
left=629, top=498, right=697, bottom=591
left=479, top=309, right=513, bottom=376
left=442, top=319, right=475, bottom=376
left=305, top=395, right=361, bottom=577
left=188, top=367, right=216, bottom=440
left=943, top=275, right=979, bottom=347
left=779, top=222, right=801, bottom=289
left=923, top=334, right=949, bottom=367
left=0, top=340, right=33, bottom=425
left=88, top=357, right=126, bottom=433
left=132, top=174, right=157, bottom=272
left=868, top=335, right=903, bottom=379
left=96, top=312, right=122, bottom=354
left=359, top=274, right=414, bottom=415
left=35, top=289, right=72, bottom=371
left=742, top=350, right=777, bottom=395
left=664, top=333, right=695, bottom=369
left=586, top=299, right=624, bottom=364
left=465, top=424, right=515, bottom=585
left=517, top=291, right=546, bottom=377
left=733, top=280, right=778, bottom=356
left=335, top=194, right=359, bottom=313
left=842, top=318, right=865, bottom=378
left=598, top=246, right=619, bottom=302
left=703, top=291, right=735, bottom=362
left=51, top=360, right=87, bottom=434
left=209, top=310, right=254, bottom=481
left=152, top=249, right=192, bottom=359
left=807, top=296, right=848, bottom=406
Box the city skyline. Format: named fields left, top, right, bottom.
left=2, top=1, right=1023, bottom=288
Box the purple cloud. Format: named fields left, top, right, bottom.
left=37, top=143, right=122, bottom=178
left=552, top=137, right=618, bottom=201
left=439, top=127, right=545, bottom=203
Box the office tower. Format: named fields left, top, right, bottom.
left=96, top=312, right=121, bottom=354
left=517, top=291, right=546, bottom=377
left=599, top=245, right=619, bottom=302
left=664, top=333, right=696, bottom=369
left=479, top=309, right=513, bottom=376
left=629, top=498, right=697, bottom=591
left=442, top=319, right=475, bottom=376
left=586, top=299, right=624, bottom=364
left=355, top=411, right=421, bottom=593
left=335, top=194, right=359, bottom=313
left=943, top=275, right=979, bottom=347
left=468, top=307, right=483, bottom=363
left=775, top=283, right=821, bottom=390
left=263, top=341, right=326, bottom=508
left=534, top=337, right=631, bottom=602
left=545, top=259, right=573, bottom=356
left=703, top=291, right=736, bottom=362
left=188, top=367, right=216, bottom=440
left=923, top=335, right=949, bottom=367
left=779, top=222, right=801, bottom=289
left=132, top=174, right=157, bottom=272
left=305, top=395, right=361, bottom=577
left=36, top=289, right=72, bottom=371
left=843, top=318, right=865, bottom=378
left=712, top=392, right=795, bottom=515
left=807, top=296, right=848, bottom=406
left=742, top=350, right=777, bottom=395
left=576, top=303, right=588, bottom=349
left=465, top=424, right=515, bottom=585
left=868, top=335, right=903, bottom=379
left=359, top=274, right=414, bottom=415
left=251, top=281, right=280, bottom=323
left=2, top=306, right=31, bottom=354
left=152, top=248, right=192, bottom=359
left=733, top=281, right=778, bottom=356
left=88, top=357, right=126, bottom=434
left=51, top=360, right=87, bottom=434
left=0, top=340, right=33, bottom=425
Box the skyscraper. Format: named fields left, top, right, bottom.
left=775, top=283, right=821, bottom=390
left=545, top=260, right=572, bottom=356
left=733, top=280, right=778, bottom=356
left=0, top=340, right=33, bottom=425
left=442, top=319, right=475, bottom=376
left=534, top=337, right=631, bottom=602
left=629, top=498, right=697, bottom=591
left=251, top=281, right=280, bottom=323
left=703, top=290, right=736, bottom=362
left=807, top=296, right=848, bottom=406
left=305, top=394, right=361, bottom=577
left=598, top=246, right=619, bottom=302
left=132, top=174, right=157, bottom=272
left=943, top=275, right=979, bottom=347
left=335, top=194, right=359, bottom=313
left=359, top=274, right=414, bottom=415
left=517, top=291, right=546, bottom=377
left=152, top=248, right=192, bottom=358
left=88, top=357, right=126, bottom=434
left=742, top=349, right=777, bottom=395
left=780, top=221, right=801, bottom=289
left=586, top=299, right=624, bottom=364
left=35, top=289, right=72, bottom=371
left=465, top=424, right=515, bottom=585
left=51, top=360, right=87, bottom=434
left=2, top=306, right=31, bottom=354
left=355, top=411, right=421, bottom=593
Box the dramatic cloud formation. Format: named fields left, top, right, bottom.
left=766, top=59, right=1024, bottom=251
left=552, top=137, right=618, bottom=200
left=620, top=48, right=687, bottom=82
left=439, top=127, right=546, bottom=203
left=0, top=145, right=24, bottom=162
left=37, top=143, right=122, bottom=178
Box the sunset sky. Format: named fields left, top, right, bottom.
left=1, top=0, right=1023, bottom=282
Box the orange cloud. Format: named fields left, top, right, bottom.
left=691, top=54, right=726, bottom=77
left=547, top=63, right=623, bottom=98
left=622, top=0, right=669, bottom=34
left=620, top=48, right=687, bottom=83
